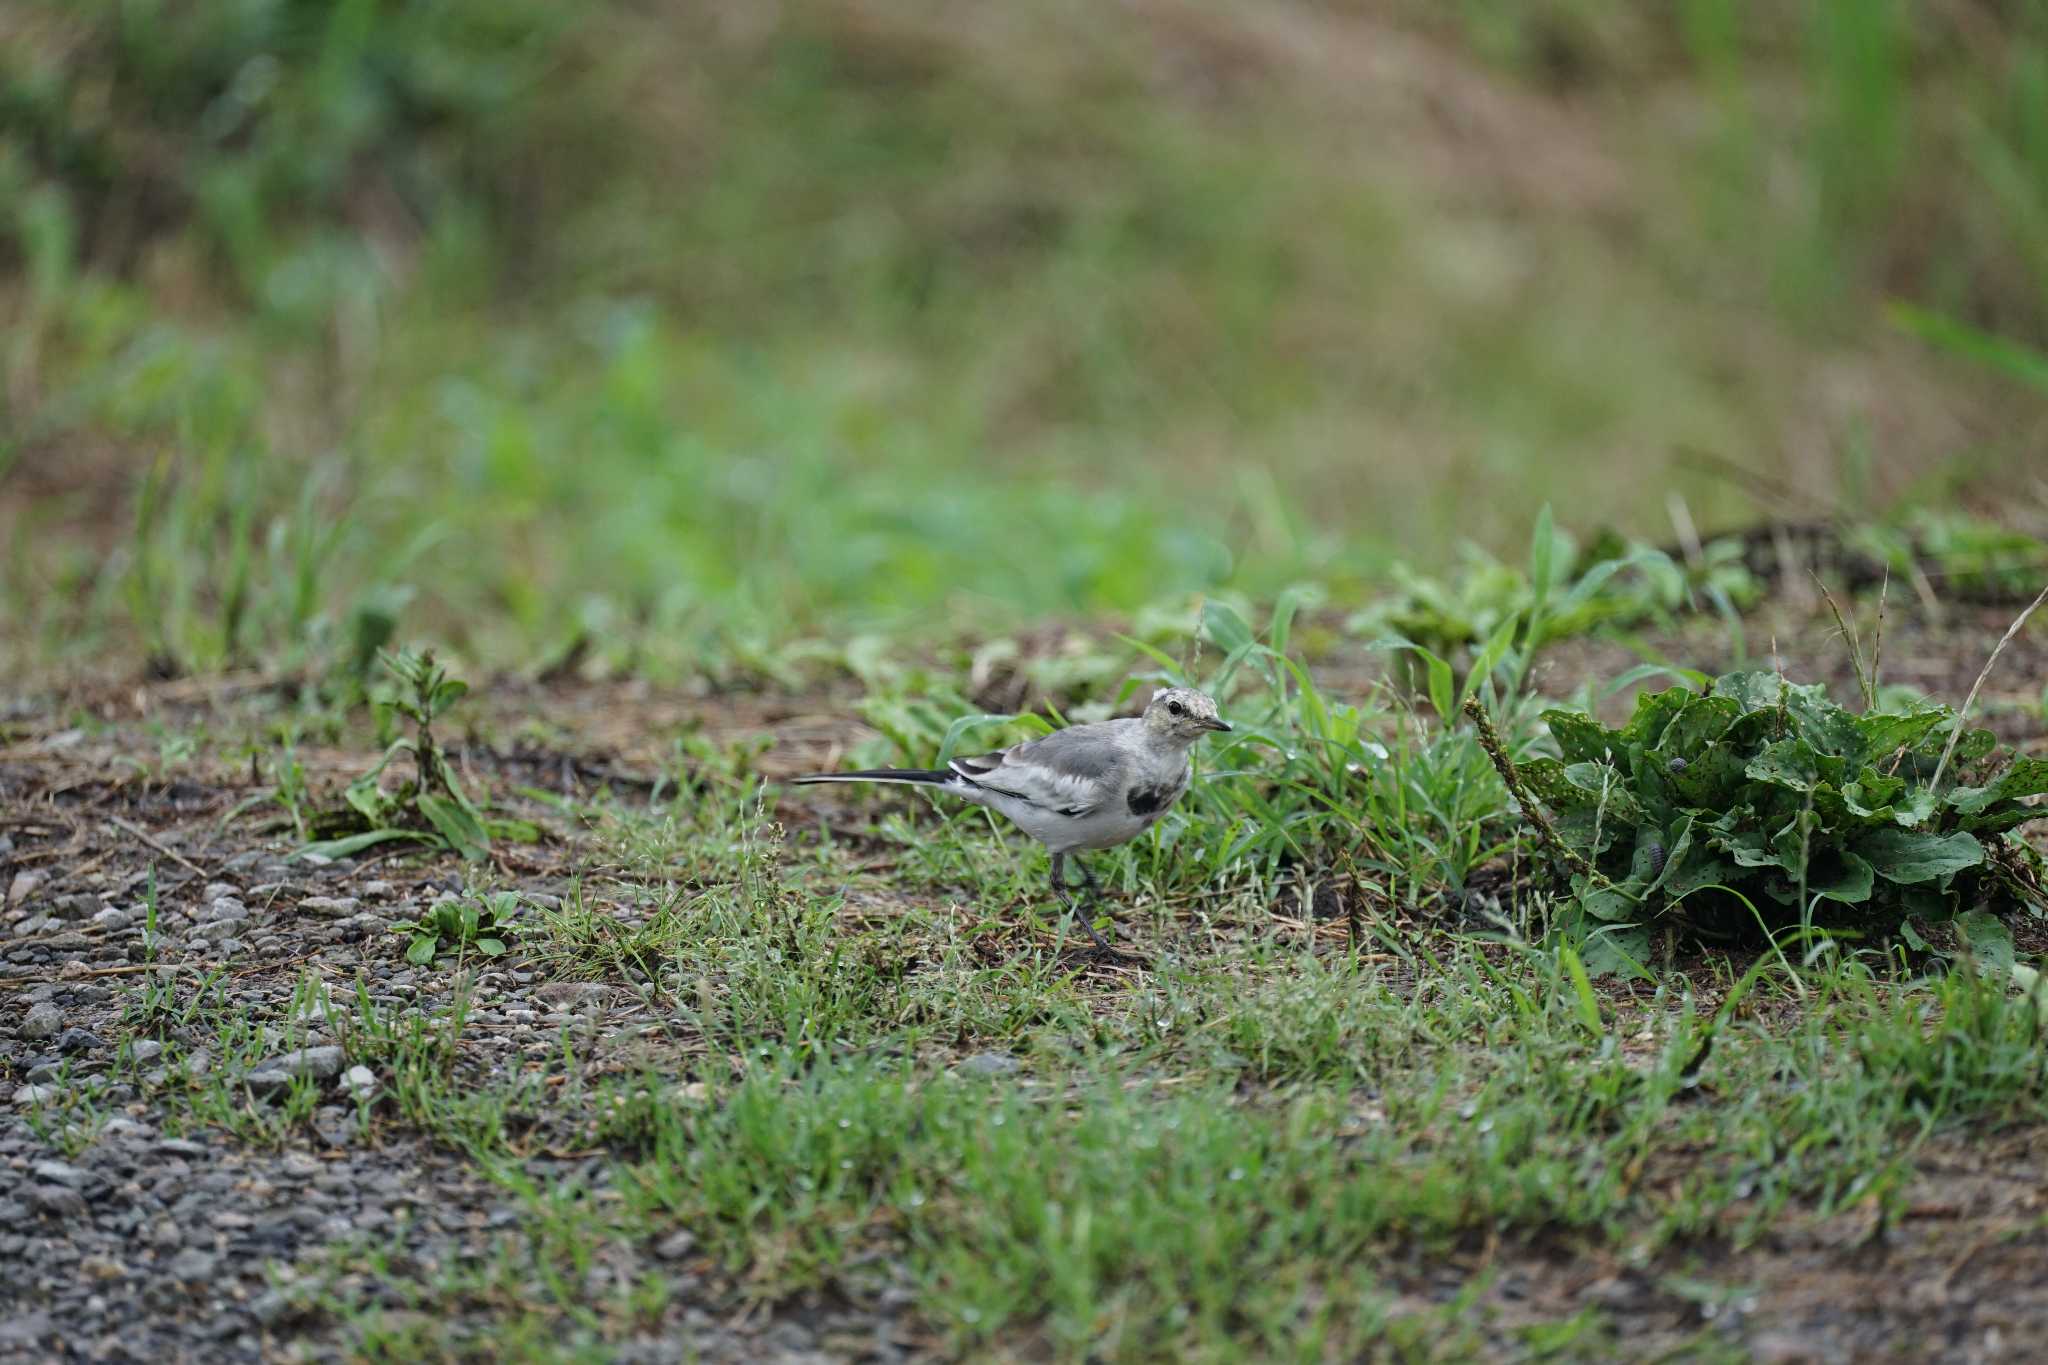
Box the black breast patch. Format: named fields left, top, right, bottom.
left=1126, top=783, right=1177, bottom=818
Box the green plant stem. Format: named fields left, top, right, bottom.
left=1462, top=696, right=1606, bottom=888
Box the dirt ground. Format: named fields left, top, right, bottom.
left=3, top=599, right=2047, bottom=1361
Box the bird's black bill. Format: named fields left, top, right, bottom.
left=1204, top=719, right=1232, bottom=732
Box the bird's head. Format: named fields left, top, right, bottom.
left=1141, top=687, right=1231, bottom=743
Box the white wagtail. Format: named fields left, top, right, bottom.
left=791, top=687, right=1231, bottom=949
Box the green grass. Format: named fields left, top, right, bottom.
left=72, top=621, right=2018, bottom=1358
left=256, top=841, right=2046, bottom=1359
left=6, top=1, right=2046, bottom=682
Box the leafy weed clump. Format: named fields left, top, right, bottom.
left=299, top=647, right=524, bottom=861
left=1521, top=671, right=2048, bottom=943
left=393, top=890, right=521, bottom=965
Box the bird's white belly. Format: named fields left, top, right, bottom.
left=1059, top=805, right=1167, bottom=852
left=982, top=766, right=1188, bottom=853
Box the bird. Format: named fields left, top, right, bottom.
left=790, top=687, right=1232, bottom=950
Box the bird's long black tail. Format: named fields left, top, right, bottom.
left=789, top=768, right=959, bottom=787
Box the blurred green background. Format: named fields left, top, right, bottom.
left=3, top=0, right=2045, bottom=681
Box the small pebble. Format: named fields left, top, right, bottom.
left=340, top=1066, right=378, bottom=1102
left=654, top=1230, right=698, bottom=1261
left=20, top=1002, right=61, bottom=1041
left=29, top=1185, right=89, bottom=1218
left=165, top=1249, right=218, bottom=1281
left=959, top=1051, right=1023, bottom=1077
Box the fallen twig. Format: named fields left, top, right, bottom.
left=105, top=814, right=212, bottom=881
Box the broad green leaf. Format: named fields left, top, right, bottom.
left=1661, top=851, right=1738, bottom=903
left=1717, top=825, right=1793, bottom=873
left=1562, top=760, right=1639, bottom=819
left=1947, top=757, right=2048, bottom=830
left=1941, top=725, right=1998, bottom=766
left=294, top=827, right=432, bottom=860
left=1518, top=758, right=1587, bottom=811
left=1712, top=671, right=1788, bottom=714
left=1666, top=743, right=1747, bottom=807
left=1857, top=709, right=1947, bottom=760
left=418, top=792, right=491, bottom=861
left=1745, top=739, right=1820, bottom=793
left=1856, top=828, right=1985, bottom=884
left=1577, top=875, right=1644, bottom=922
left=1202, top=600, right=1256, bottom=656
left=1656, top=694, right=1739, bottom=755
left=1578, top=925, right=1653, bottom=980
left=1804, top=851, right=1875, bottom=904
left=1617, top=686, right=1693, bottom=750
left=1642, top=815, right=1695, bottom=898
left=477, top=937, right=508, bottom=957
left=1545, top=710, right=1619, bottom=766
left=430, top=678, right=470, bottom=713
left=1839, top=775, right=1905, bottom=817
left=406, top=935, right=439, bottom=965
left=1954, top=910, right=2014, bottom=972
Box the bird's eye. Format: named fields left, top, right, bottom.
left=1167, top=700, right=1185, bottom=717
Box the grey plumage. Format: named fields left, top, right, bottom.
left=792, top=686, right=1230, bottom=949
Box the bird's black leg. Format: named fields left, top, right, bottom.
left=1049, top=852, right=1112, bottom=952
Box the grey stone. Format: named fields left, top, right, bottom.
left=535, top=982, right=608, bottom=1008
left=129, top=1040, right=164, bottom=1064
left=340, top=1065, right=377, bottom=1102
left=959, top=1051, right=1023, bottom=1077
left=33, top=1159, right=91, bottom=1189
left=256, top=1045, right=345, bottom=1082
left=654, top=1230, right=698, bottom=1260
left=6, top=869, right=47, bottom=906
left=298, top=896, right=358, bottom=918
left=12, top=1083, right=58, bottom=1107
left=92, top=907, right=130, bottom=930
left=20, top=1002, right=61, bottom=1040
left=165, top=1248, right=218, bottom=1281
left=54, top=1027, right=102, bottom=1054
left=201, top=895, right=248, bottom=923
left=28, top=1184, right=88, bottom=1218
left=0, top=1312, right=52, bottom=1350
left=50, top=893, right=100, bottom=920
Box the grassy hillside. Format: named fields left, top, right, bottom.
left=3, top=0, right=2045, bottom=680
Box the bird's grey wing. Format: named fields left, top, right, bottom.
left=950, top=723, right=1127, bottom=817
